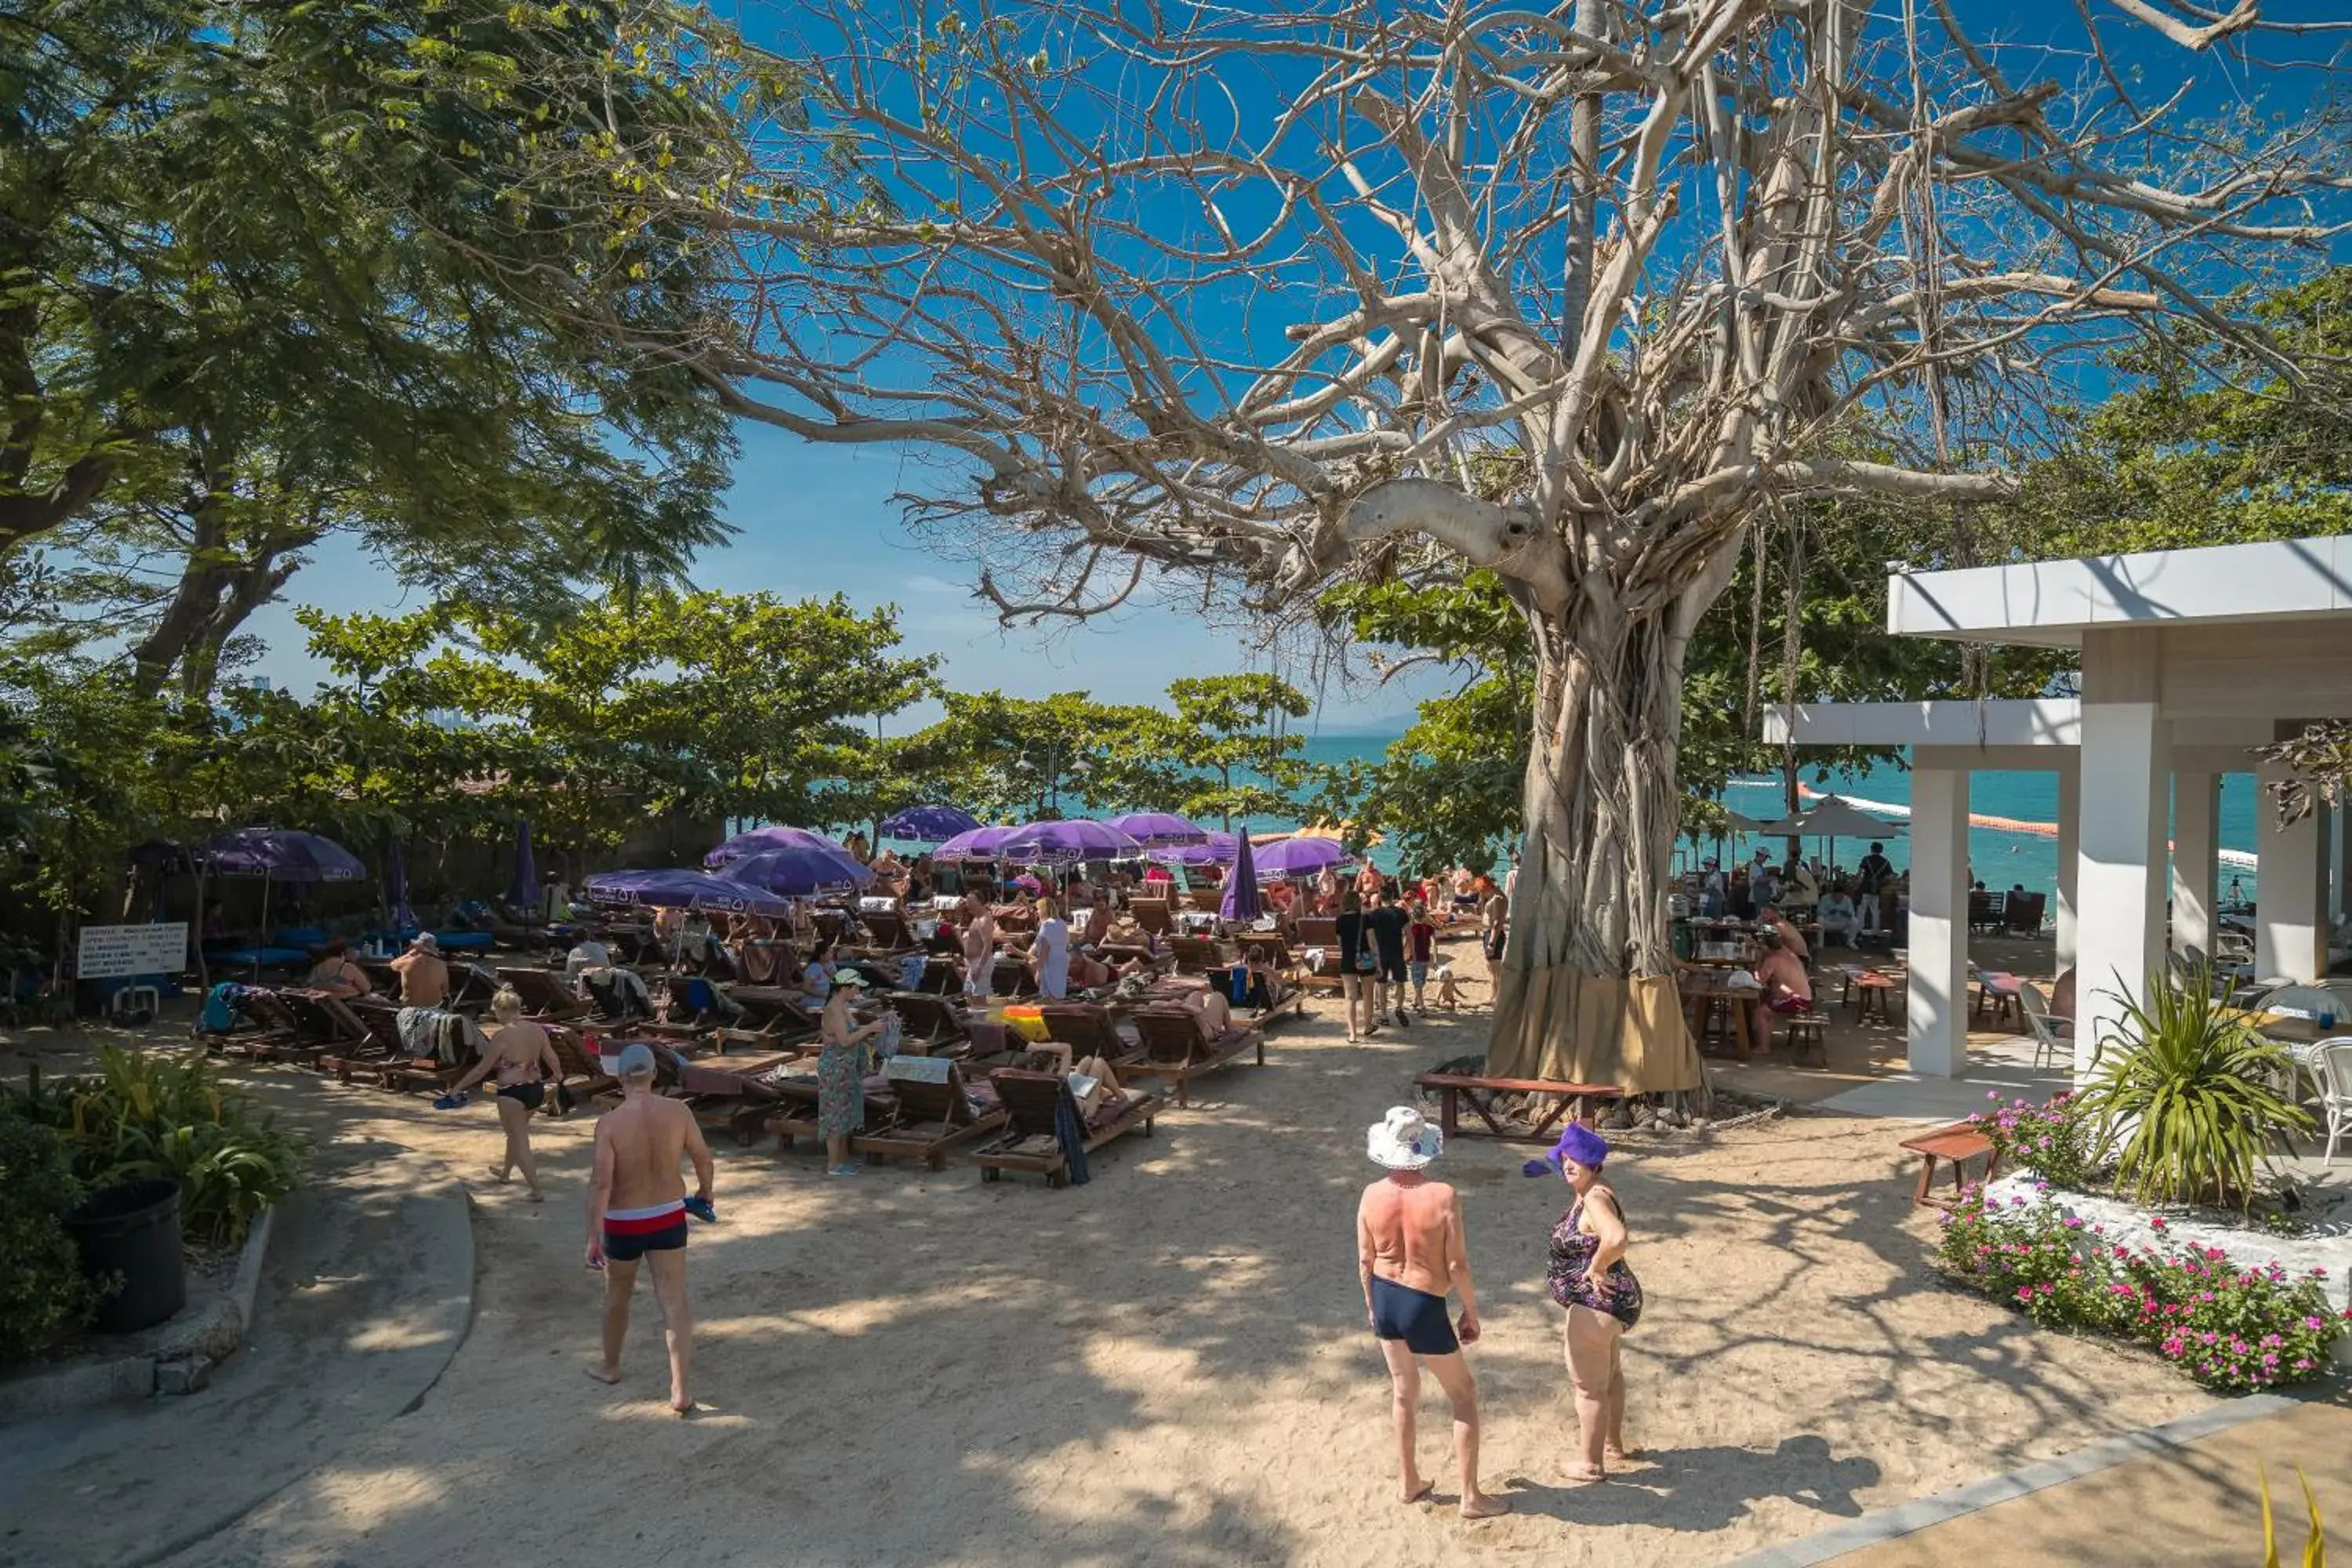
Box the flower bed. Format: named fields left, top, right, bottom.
left=1940, top=1181, right=2350, bottom=1390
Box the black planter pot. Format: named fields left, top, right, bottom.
left=64, top=1178, right=187, bottom=1334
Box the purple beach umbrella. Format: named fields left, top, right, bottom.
left=201, top=828, right=368, bottom=882
left=1250, top=836, right=1354, bottom=881
left=1144, top=831, right=1239, bottom=867
left=1102, top=811, right=1209, bottom=848
left=996, top=818, right=1144, bottom=864
left=936, top=825, right=1021, bottom=860
left=1219, top=829, right=1263, bottom=921
left=584, top=868, right=797, bottom=918
left=705, top=825, right=853, bottom=869
left=719, top=846, right=875, bottom=898
left=880, top=804, right=982, bottom=842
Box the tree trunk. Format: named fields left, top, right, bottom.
left=1486, top=577, right=1707, bottom=1094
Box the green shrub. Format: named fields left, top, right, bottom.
left=0, top=1109, right=97, bottom=1363
left=1939, top=1186, right=2347, bottom=1392
left=8, top=1047, right=303, bottom=1245
left=1967, top=1089, right=2103, bottom=1189
left=2081, top=968, right=2309, bottom=1210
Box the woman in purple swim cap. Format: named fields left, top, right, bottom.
left=1536, top=1120, right=1642, bottom=1482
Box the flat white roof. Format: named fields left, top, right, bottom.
left=1764, top=699, right=2081, bottom=748
left=1887, top=533, right=2352, bottom=648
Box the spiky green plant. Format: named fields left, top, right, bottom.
left=2078, top=966, right=2309, bottom=1210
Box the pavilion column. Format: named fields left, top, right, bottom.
left=2170, top=771, right=2217, bottom=961
left=1904, top=765, right=1970, bottom=1079
left=2255, top=752, right=2327, bottom=984
left=2336, top=804, right=2352, bottom=923
left=2074, top=630, right=2169, bottom=1079
left=2055, top=763, right=2080, bottom=973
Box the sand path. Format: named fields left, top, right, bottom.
left=153, top=967, right=2208, bottom=1567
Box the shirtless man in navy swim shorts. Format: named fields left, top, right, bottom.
left=1357, top=1106, right=1508, bottom=1518
left=586, top=1044, right=713, bottom=1414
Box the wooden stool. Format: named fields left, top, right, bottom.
left=1780, top=1008, right=1828, bottom=1066
left=1853, top=972, right=1896, bottom=1022
left=1897, top=1123, right=1998, bottom=1205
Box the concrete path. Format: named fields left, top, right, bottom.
left=1730, top=1395, right=2351, bottom=1567
left=0, top=1128, right=472, bottom=1568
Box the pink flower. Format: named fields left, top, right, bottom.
left=2306, top=1316, right=2326, bottom=1331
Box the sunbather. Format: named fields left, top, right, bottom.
left=391, top=932, right=449, bottom=1006
left=1181, top=986, right=1236, bottom=1044
left=307, top=938, right=372, bottom=999
left=586, top=1044, right=713, bottom=1415
left=1029, top=1041, right=1127, bottom=1116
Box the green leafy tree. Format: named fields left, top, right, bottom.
left=3, top=0, right=746, bottom=693
left=899, top=692, right=1185, bottom=823
left=1164, top=675, right=1310, bottom=829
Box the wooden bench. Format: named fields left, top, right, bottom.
left=1897, top=1123, right=1999, bottom=1207
left=1414, top=1073, right=1624, bottom=1144
left=1974, top=970, right=2022, bottom=1028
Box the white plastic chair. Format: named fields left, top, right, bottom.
left=2314, top=1039, right=2352, bottom=1165
left=2018, top=981, right=2069, bottom=1072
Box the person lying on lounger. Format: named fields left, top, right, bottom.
left=1028, top=1041, right=1128, bottom=1116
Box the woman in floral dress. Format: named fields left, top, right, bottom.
left=817, top=971, right=888, bottom=1177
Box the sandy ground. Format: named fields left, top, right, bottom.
left=5, top=940, right=2219, bottom=1568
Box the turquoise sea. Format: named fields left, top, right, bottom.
left=1289, top=735, right=2263, bottom=904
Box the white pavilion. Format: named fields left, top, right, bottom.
left=1767, top=532, right=2352, bottom=1079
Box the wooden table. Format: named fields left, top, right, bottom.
left=1974, top=970, right=2023, bottom=1027
left=1833, top=964, right=1901, bottom=1022
left=1680, top=971, right=1756, bottom=1061
left=1898, top=1123, right=1998, bottom=1207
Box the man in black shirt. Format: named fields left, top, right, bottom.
left=1366, top=881, right=1412, bottom=1026
left=1855, top=842, right=1894, bottom=935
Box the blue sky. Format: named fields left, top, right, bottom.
left=238, top=419, right=1436, bottom=731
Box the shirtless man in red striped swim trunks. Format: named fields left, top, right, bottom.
left=586, top=1044, right=713, bottom=1414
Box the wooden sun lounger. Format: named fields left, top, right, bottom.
left=269, top=988, right=377, bottom=1065
left=317, top=998, right=412, bottom=1083
left=886, top=990, right=971, bottom=1047
left=548, top=1027, right=620, bottom=1104
left=853, top=1058, right=1008, bottom=1170
left=973, top=1068, right=1160, bottom=1188
left=1126, top=1008, right=1264, bottom=1108
left=1039, top=1002, right=1143, bottom=1069
left=495, top=966, right=590, bottom=1021
left=856, top=910, right=917, bottom=954
left=669, top=1049, right=804, bottom=1145
left=202, top=988, right=302, bottom=1061
left=760, top=1071, right=898, bottom=1156
left=1131, top=899, right=1174, bottom=937
left=1413, top=1072, right=1625, bottom=1143
left=1214, top=965, right=1308, bottom=1027
left=1168, top=935, right=1225, bottom=976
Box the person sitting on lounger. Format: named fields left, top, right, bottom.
left=799, top=936, right=840, bottom=1008
left=307, top=938, right=372, bottom=999
left=1181, top=985, right=1236, bottom=1044
left=392, top=932, right=449, bottom=1006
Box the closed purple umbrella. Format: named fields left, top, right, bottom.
left=584, top=867, right=797, bottom=918
left=705, top=825, right=852, bottom=868
left=1251, top=836, right=1354, bottom=881
left=937, top=825, right=1021, bottom=860
left=1103, top=811, right=1209, bottom=848
left=506, top=820, right=538, bottom=911
left=996, top=818, right=1144, bottom=864
left=386, top=838, right=418, bottom=931
left=1219, top=829, right=1263, bottom=921
left=880, top=804, right=982, bottom=842
left=720, top=847, right=875, bottom=897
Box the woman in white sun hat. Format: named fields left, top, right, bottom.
left=1356, top=1105, right=1508, bottom=1519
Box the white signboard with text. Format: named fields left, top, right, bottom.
left=77, top=923, right=188, bottom=980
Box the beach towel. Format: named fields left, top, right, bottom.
left=200, top=982, right=245, bottom=1033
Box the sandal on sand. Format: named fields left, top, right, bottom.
left=828, top=1163, right=862, bottom=1177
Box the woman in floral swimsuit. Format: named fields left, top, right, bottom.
left=1538, top=1122, right=1642, bottom=1482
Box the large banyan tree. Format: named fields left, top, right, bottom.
left=561, top=0, right=2347, bottom=1084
